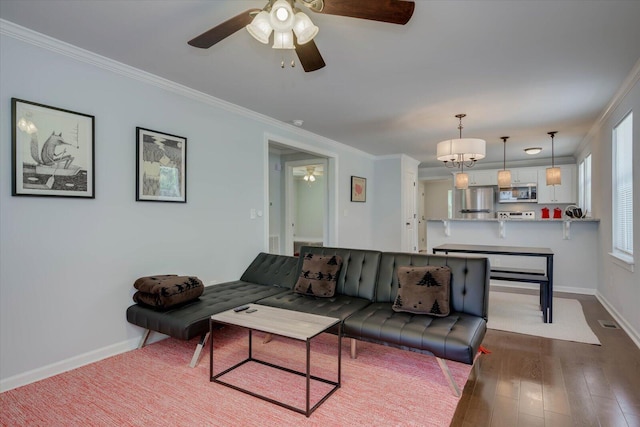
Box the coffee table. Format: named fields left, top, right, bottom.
left=209, top=304, right=341, bottom=417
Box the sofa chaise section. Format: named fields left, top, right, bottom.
left=126, top=252, right=298, bottom=366
left=342, top=252, right=490, bottom=396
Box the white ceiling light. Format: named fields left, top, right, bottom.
left=524, top=147, right=542, bottom=155
left=546, top=131, right=561, bottom=186
left=247, top=0, right=318, bottom=49
left=497, top=136, right=512, bottom=189
left=437, top=114, right=486, bottom=190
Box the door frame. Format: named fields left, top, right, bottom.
left=284, top=158, right=328, bottom=255
left=263, top=132, right=338, bottom=254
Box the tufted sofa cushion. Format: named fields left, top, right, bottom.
left=342, top=253, right=490, bottom=365
left=374, top=252, right=489, bottom=318
left=255, top=246, right=381, bottom=332
left=294, top=246, right=381, bottom=300
left=239, top=252, right=300, bottom=287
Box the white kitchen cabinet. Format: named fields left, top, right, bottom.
left=537, top=164, right=577, bottom=203
left=459, top=169, right=497, bottom=186
left=510, top=168, right=538, bottom=185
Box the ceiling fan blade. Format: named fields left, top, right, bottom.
left=188, top=9, right=261, bottom=48
left=295, top=40, right=326, bottom=72
left=316, top=0, right=414, bottom=25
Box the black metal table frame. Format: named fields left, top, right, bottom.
left=432, top=244, right=554, bottom=323
left=209, top=319, right=341, bottom=417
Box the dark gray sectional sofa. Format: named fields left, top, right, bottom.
left=126, top=246, right=490, bottom=396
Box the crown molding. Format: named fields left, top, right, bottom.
left=577, top=56, right=640, bottom=153
left=0, top=19, right=373, bottom=160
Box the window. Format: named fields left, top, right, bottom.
left=612, top=112, right=633, bottom=264
left=578, top=154, right=592, bottom=217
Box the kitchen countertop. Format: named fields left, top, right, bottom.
left=427, top=218, right=600, bottom=222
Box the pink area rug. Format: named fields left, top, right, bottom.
left=1, top=327, right=472, bottom=426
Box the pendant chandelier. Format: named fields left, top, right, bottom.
left=436, top=114, right=486, bottom=190
left=546, top=131, right=561, bottom=186
left=497, top=136, right=512, bottom=188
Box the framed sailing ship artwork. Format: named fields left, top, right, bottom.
left=136, top=127, right=187, bottom=203
left=11, top=98, right=95, bottom=198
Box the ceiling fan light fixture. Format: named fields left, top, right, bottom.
left=272, top=30, right=294, bottom=49
left=293, top=11, right=318, bottom=45
left=270, top=0, right=295, bottom=31
left=246, top=11, right=272, bottom=44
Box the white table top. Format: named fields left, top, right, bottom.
left=211, top=304, right=340, bottom=341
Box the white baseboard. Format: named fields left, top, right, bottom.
left=595, top=291, right=640, bottom=350
left=0, top=332, right=168, bottom=392
left=490, top=281, right=597, bottom=295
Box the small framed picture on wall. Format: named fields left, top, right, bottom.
left=136, top=127, right=187, bottom=203
left=351, top=176, right=366, bottom=202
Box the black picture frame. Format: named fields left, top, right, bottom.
left=11, top=98, right=95, bottom=198
left=136, top=127, right=187, bottom=203
left=351, top=176, right=366, bottom=202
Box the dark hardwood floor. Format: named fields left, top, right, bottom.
left=451, top=287, right=640, bottom=427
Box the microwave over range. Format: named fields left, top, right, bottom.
left=498, top=185, right=537, bottom=203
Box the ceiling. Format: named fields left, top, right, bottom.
left=2, top=0, right=640, bottom=169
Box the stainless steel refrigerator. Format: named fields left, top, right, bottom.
left=454, top=186, right=495, bottom=219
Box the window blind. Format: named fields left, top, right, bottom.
left=612, top=112, right=633, bottom=257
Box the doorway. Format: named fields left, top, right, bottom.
left=267, top=138, right=336, bottom=255
left=285, top=160, right=326, bottom=255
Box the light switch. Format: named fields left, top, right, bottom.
left=250, top=209, right=256, bottom=219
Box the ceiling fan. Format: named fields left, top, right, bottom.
left=187, top=0, right=415, bottom=72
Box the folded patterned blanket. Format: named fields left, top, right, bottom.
left=133, top=275, right=204, bottom=310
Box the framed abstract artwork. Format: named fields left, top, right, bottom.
left=11, top=98, right=95, bottom=198
left=136, top=127, right=187, bottom=203
left=351, top=176, right=366, bottom=202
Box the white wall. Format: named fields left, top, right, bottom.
left=373, top=156, right=402, bottom=251
left=0, top=25, right=376, bottom=389
left=577, top=60, right=640, bottom=346
left=295, top=175, right=324, bottom=239
left=268, top=152, right=282, bottom=248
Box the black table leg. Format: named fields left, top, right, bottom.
left=546, top=255, right=553, bottom=323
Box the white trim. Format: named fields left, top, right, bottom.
left=596, top=291, right=640, bottom=350
left=608, top=252, right=635, bottom=272
left=0, top=19, right=372, bottom=160
left=577, top=56, right=640, bottom=154
left=0, top=333, right=167, bottom=392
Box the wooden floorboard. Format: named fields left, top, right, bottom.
left=451, top=287, right=640, bottom=427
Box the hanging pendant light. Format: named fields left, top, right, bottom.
left=436, top=114, right=484, bottom=190
left=455, top=162, right=469, bottom=190
left=546, top=131, right=561, bottom=186
left=497, top=136, right=512, bottom=188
